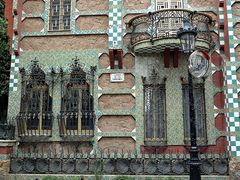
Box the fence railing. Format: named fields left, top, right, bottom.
left=10, top=150, right=228, bottom=175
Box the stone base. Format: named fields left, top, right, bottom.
left=0, top=160, right=10, bottom=176
left=9, top=174, right=229, bottom=180
left=230, top=160, right=240, bottom=180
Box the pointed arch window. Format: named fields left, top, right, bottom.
left=59, top=60, right=95, bottom=137
left=18, top=62, right=53, bottom=137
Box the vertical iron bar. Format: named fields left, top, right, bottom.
left=188, top=72, right=201, bottom=180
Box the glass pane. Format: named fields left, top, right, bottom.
left=182, top=84, right=190, bottom=139
left=193, top=84, right=205, bottom=140
left=145, top=86, right=154, bottom=138
left=156, top=85, right=165, bottom=139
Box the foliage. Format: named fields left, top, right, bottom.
left=0, top=2, right=10, bottom=96
left=42, top=176, right=64, bottom=180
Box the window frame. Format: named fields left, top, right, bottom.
left=59, top=62, right=95, bottom=137
left=143, top=72, right=167, bottom=145
left=182, top=83, right=207, bottom=145
left=49, top=0, right=71, bottom=31
left=18, top=64, right=53, bottom=137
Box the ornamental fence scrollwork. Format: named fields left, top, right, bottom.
left=10, top=150, right=228, bottom=175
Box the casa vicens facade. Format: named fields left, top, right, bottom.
left=0, top=0, right=240, bottom=179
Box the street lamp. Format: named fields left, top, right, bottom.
left=177, top=18, right=209, bottom=180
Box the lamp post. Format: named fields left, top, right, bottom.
left=177, top=19, right=209, bottom=180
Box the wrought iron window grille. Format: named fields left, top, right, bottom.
left=58, top=58, right=96, bottom=137
left=142, top=69, right=167, bottom=145
left=182, top=83, right=207, bottom=145
left=18, top=60, right=54, bottom=138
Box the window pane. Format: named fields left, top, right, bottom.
left=63, top=16, right=70, bottom=30
left=156, top=85, right=165, bottom=139
left=193, top=84, right=206, bottom=141
left=182, top=84, right=190, bottom=139
left=145, top=86, right=154, bottom=139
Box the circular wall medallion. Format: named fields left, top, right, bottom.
left=188, top=50, right=210, bottom=78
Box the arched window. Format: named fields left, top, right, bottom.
left=59, top=60, right=95, bottom=137
left=18, top=61, right=53, bottom=137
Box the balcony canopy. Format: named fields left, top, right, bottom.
left=127, top=9, right=213, bottom=54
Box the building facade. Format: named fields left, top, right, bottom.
left=0, top=0, right=240, bottom=179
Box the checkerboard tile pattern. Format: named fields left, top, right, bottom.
left=109, top=0, right=122, bottom=48
left=224, top=0, right=240, bottom=158
left=230, top=136, right=240, bottom=157
left=9, top=34, right=19, bottom=92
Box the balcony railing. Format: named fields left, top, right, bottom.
left=58, top=111, right=95, bottom=137
left=17, top=112, right=53, bottom=137
left=127, top=9, right=214, bottom=53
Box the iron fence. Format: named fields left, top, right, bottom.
left=10, top=150, right=228, bottom=175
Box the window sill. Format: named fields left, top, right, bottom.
left=48, top=29, right=71, bottom=32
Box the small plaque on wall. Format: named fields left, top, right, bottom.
left=110, top=73, right=124, bottom=82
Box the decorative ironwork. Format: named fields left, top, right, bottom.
left=127, top=9, right=214, bottom=51
left=0, top=121, right=15, bottom=140
left=182, top=83, right=207, bottom=145
left=9, top=150, right=228, bottom=175
left=17, top=112, right=53, bottom=137
left=143, top=69, right=167, bottom=144
left=58, top=58, right=96, bottom=137
left=18, top=60, right=53, bottom=138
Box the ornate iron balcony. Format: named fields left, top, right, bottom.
left=127, top=9, right=214, bottom=54
left=17, top=112, right=53, bottom=138
left=58, top=111, right=95, bottom=138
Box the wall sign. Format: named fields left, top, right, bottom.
left=110, top=73, right=124, bottom=82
